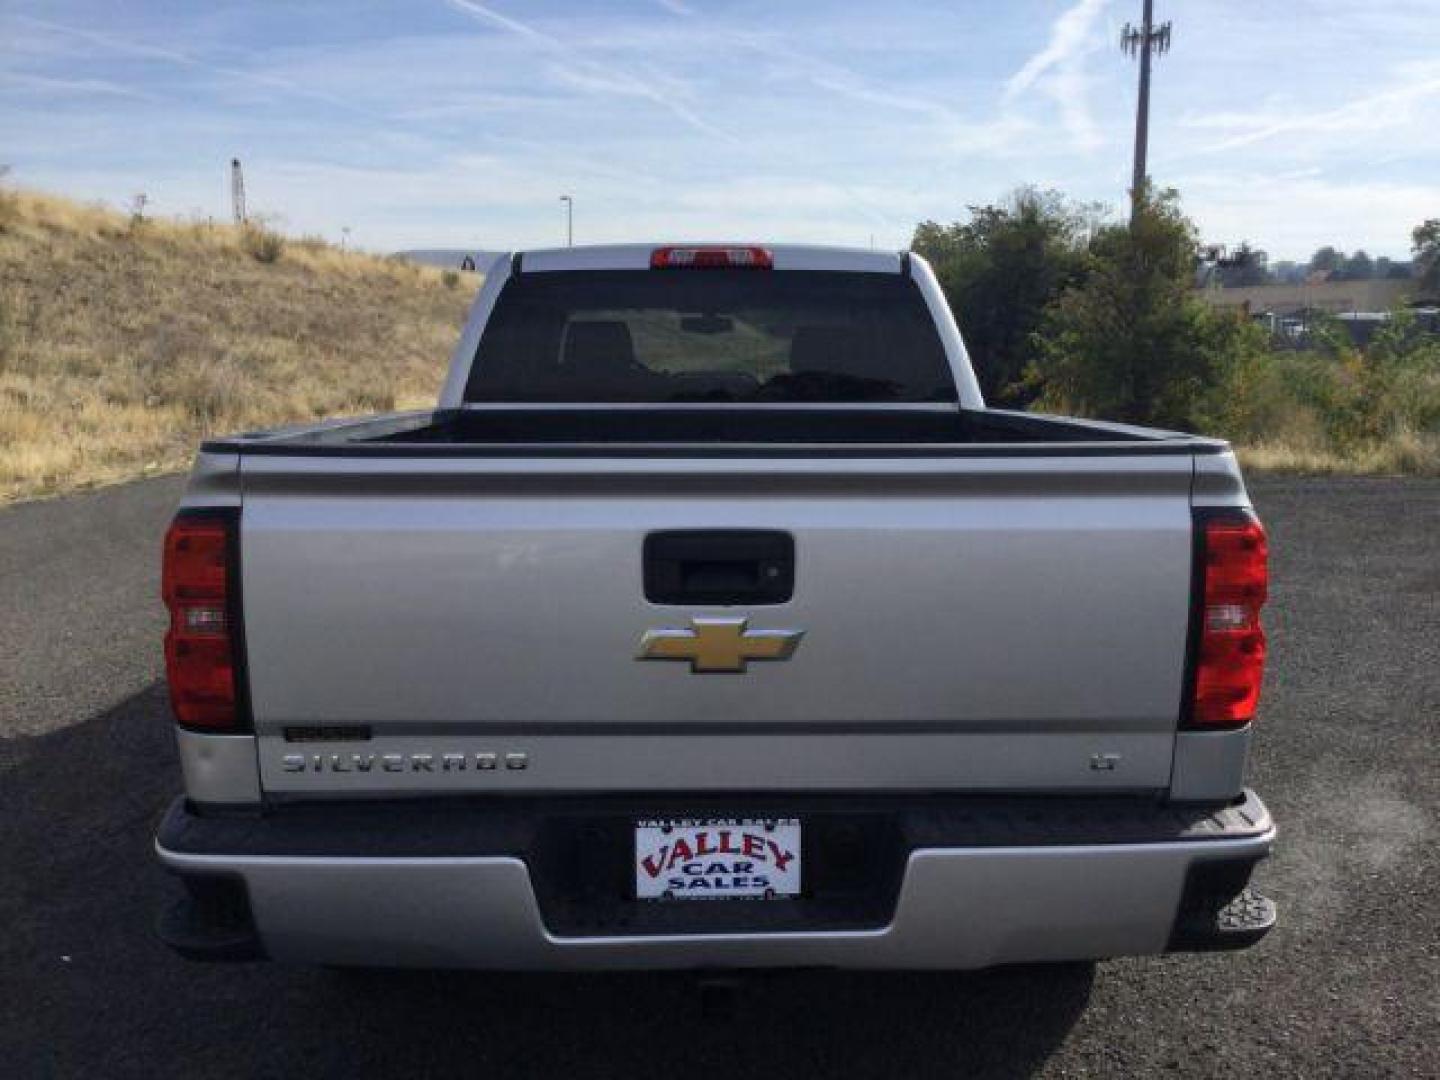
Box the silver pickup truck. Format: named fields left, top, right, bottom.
left=155, top=243, right=1276, bottom=970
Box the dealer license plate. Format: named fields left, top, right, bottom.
left=634, top=817, right=802, bottom=899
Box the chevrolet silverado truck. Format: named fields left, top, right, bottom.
left=155, top=243, right=1277, bottom=969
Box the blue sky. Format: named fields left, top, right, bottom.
left=2, top=0, right=1436, bottom=259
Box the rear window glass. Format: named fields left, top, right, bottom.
left=464, top=270, right=956, bottom=403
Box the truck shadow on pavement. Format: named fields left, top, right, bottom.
left=0, top=684, right=1093, bottom=1080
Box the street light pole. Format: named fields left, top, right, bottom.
left=559, top=195, right=573, bottom=247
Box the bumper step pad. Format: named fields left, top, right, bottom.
left=1215, top=888, right=1278, bottom=941
left=1171, top=885, right=1277, bottom=952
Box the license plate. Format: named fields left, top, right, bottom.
left=635, top=817, right=801, bottom=899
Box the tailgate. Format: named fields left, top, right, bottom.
left=240, top=453, right=1197, bottom=794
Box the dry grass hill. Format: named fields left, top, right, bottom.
left=0, top=188, right=478, bottom=503
left=3, top=187, right=1432, bottom=505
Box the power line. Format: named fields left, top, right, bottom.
left=1120, top=0, right=1171, bottom=224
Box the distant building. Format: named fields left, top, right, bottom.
left=1198, top=278, right=1428, bottom=316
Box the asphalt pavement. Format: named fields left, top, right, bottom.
left=0, top=476, right=183, bottom=738
left=1, top=474, right=1436, bottom=1078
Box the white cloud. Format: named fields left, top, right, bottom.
left=8, top=14, right=386, bottom=119
left=1003, top=0, right=1111, bottom=151
left=0, top=72, right=154, bottom=100
left=444, top=0, right=735, bottom=145
left=1185, top=60, right=1440, bottom=155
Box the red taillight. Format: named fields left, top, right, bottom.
left=650, top=246, right=773, bottom=270
left=162, top=514, right=242, bottom=730
left=1189, top=512, right=1269, bottom=727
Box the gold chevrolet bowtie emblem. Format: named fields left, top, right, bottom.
left=637, top=617, right=804, bottom=673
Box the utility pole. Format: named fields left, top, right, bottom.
left=230, top=158, right=247, bottom=225
left=559, top=194, right=573, bottom=247
left=1120, top=0, right=1171, bottom=224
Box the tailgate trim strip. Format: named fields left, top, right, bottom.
left=261, top=718, right=1169, bottom=737
left=157, top=789, right=1273, bottom=859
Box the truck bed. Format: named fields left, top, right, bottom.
left=203, top=406, right=1229, bottom=457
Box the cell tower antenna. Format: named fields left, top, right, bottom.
left=230, top=158, right=247, bottom=225
left=1120, top=0, right=1172, bottom=224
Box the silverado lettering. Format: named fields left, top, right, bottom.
left=280, top=751, right=525, bottom=773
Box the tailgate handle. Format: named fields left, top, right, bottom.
left=644, top=530, right=794, bottom=605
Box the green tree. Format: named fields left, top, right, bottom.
left=912, top=188, right=1093, bottom=405
left=1216, top=241, right=1270, bottom=287
left=1376, top=256, right=1413, bottom=280
left=1338, top=249, right=1374, bottom=281
left=1413, top=219, right=1440, bottom=291
left=1034, top=188, right=1235, bottom=429
left=1271, top=259, right=1305, bottom=285
left=1308, top=246, right=1345, bottom=277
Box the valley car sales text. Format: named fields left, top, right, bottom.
left=637, top=820, right=799, bottom=896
